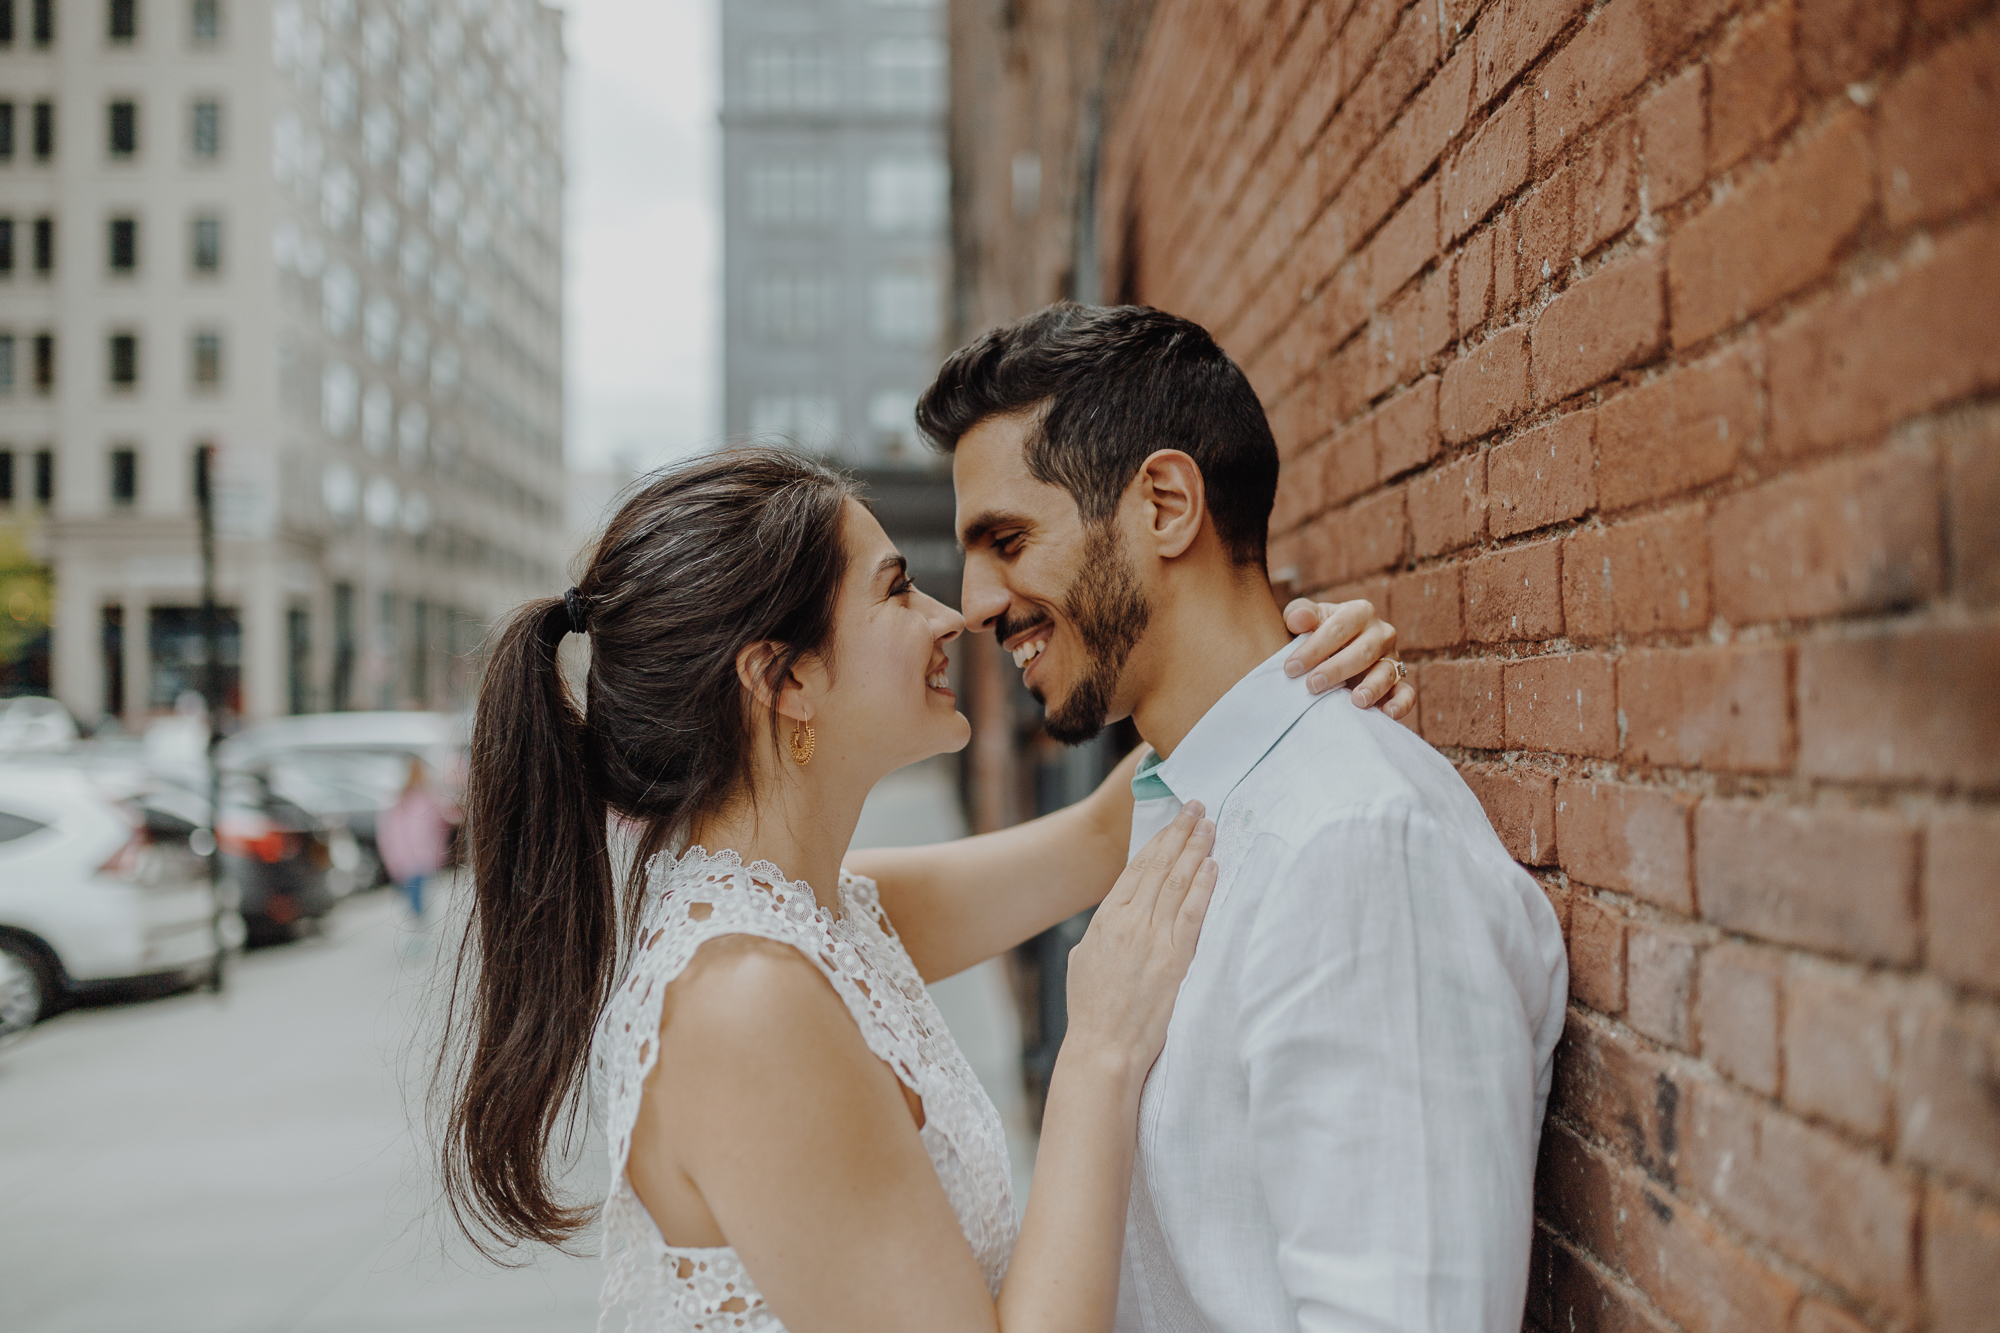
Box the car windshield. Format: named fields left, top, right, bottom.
left=266, top=751, right=415, bottom=813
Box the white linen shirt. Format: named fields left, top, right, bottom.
left=1116, top=640, right=1567, bottom=1333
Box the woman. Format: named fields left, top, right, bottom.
left=377, top=756, right=457, bottom=927
left=437, top=449, right=1409, bottom=1331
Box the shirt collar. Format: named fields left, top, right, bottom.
left=1131, top=637, right=1331, bottom=813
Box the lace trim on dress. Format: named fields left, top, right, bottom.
left=591, top=845, right=1017, bottom=1332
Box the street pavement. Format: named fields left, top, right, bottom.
left=0, top=757, right=1034, bottom=1331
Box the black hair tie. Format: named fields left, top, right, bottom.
left=563, top=587, right=590, bottom=636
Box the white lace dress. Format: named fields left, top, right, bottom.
left=591, top=846, right=1019, bottom=1332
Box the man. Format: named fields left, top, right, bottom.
left=915, top=302, right=1568, bottom=1331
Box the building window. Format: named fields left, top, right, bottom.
left=748, top=394, right=839, bottom=450
left=867, top=389, right=922, bottom=459
left=102, top=605, right=125, bottom=719
left=409, top=599, right=428, bottom=705
left=189, top=99, right=220, bottom=158
left=108, top=216, right=138, bottom=272
left=32, top=216, right=52, bottom=274
left=866, top=156, right=947, bottom=232
left=869, top=271, right=941, bottom=345
left=108, top=332, right=139, bottom=388
left=190, top=214, right=221, bottom=272
left=190, top=0, right=219, bottom=43
left=321, top=360, right=358, bottom=435
left=331, top=581, right=355, bottom=712
left=749, top=274, right=834, bottom=344
left=0, top=219, right=12, bottom=275
left=865, top=38, right=945, bottom=113
left=287, top=605, right=310, bottom=715
left=747, top=160, right=835, bottom=228
left=190, top=330, right=220, bottom=387
left=0, top=2, right=12, bottom=45
left=33, top=0, right=52, bottom=46
left=743, top=47, right=838, bottom=112
left=0, top=103, right=14, bottom=160
left=0, top=335, right=13, bottom=392
left=33, top=448, right=53, bottom=505
left=107, top=0, right=137, bottom=42
left=108, top=100, right=139, bottom=158
left=33, top=101, right=53, bottom=160
left=32, top=333, right=52, bottom=391
left=109, top=447, right=137, bottom=505
left=0, top=451, right=13, bottom=503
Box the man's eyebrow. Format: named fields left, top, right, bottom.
left=958, top=509, right=1030, bottom=549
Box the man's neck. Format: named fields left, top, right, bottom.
left=1129, top=575, right=1292, bottom=760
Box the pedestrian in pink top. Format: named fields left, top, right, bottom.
left=378, top=757, right=457, bottom=924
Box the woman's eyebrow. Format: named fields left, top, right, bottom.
left=876, top=553, right=909, bottom=584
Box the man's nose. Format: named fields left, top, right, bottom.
left=960, top=556, right=1009, bottom=634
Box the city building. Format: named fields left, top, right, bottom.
left=0, top=0, right=567, bottom=726
left=720, top=0, right=949, bottom=473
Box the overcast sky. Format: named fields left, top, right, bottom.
left=562, top=0, right=720, bottom=477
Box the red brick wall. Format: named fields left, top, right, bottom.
left=1078, top=0, right=2000, bottom=1327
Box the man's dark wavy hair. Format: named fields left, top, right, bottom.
left=915, top=302, right=1280, bottom=568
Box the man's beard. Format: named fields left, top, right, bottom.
left=1039, top=525, right=1151, bottom=745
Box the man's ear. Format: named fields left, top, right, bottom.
left=734, top=642, right=816, bottom=724
left=1135, top=449, right=1206, bottom=560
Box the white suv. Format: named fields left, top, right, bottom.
left=0, top=767, right=241, bottom=1041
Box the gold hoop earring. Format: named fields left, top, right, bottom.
left=789, top=722, right=816, bottom=766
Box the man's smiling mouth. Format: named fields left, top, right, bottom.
left=1011, top=638, right=1047, bottom=668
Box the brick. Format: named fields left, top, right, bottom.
left=1597, top=347, right=1755, bottom=511
left=1474, top=0, right=1592, bottom=106
left=1533, top=2, right=1649, bottom=170
left=1534, top=247, right=1666, bottom=405
left=1369, top=177, right=1440, bottom=304
left=1373, top=375, right=1440, bottom=479
left=1709, top=447, right=1945, bottom=624
left=1489, top=412, right=1597, bottom=537
left=1797, top=623, right=2000, bottom=789
left=1697, top=942, right=1783, bottom=1095
left=1792, top=1301, right=1872, bottom=1333
left=1504, top=652, right=1618, bottom=755
left=1455, top=226, right=1494, bottom=337
left=1669, top=109, right=1874, bottom=349
left=1318, top=256, right=1371, bottom=357
left=1897, top=997, right=2000, bottom=1194
left=1321, top=415, right=1378, bottom=508
left=1695, top=801, right=1920, bottom=964
left=1536, top=1124, right=1802, bottom=1333
left=1769, top=217, right=2000, bottom=457
left=1309, top=487, right=1409, bottom=584
left=1517, top=164, right=1575, bottom=290
left=1467, top=538, right=1565, bottom=641
left=1552, top=1011, right=1685, bottom=1184
left=1797, top=0, right=1904, bottom=94
left=1570, top=894, right=1628, bottom=1013
left=1373, top=269, right=1453, bottom=392
left=1492, top=208, right=1524, bottom=314
left=1460, top=761, right=1557, bottom=863
left=1408, top=451, right=1487, bottom=556
left=1575, top=116, right=1639, bottom=254
left=1441, top=325, right=1531, bottom=442
left=1626, top=922, right=1700, bottom=1049
left=1941, top=402, right=2000, bottom=606
left=1618, top=643, right=1793, bottom=773
left=1783, top=964, right=1899, bottom=1141
left=1419, top=656, right=1505, bottom=748
left=1709, top=0, right=1800, bottom=172
left=1925, top=1185, right=2000, bottom=1333
left=1927, top=810, right=2000, bottom=993
left=1878, top=16, right=2000, bottom=229
left=1386, top=565, right=1464, bottom=650
left=1684, top=1078, right=1920, bottom=1316
left=1527, top=1229, right=1676, bottom=1333
left=1555, top=776, right=1695, bottom=911
left=1443, top=92, right=1532, bottom=241
left=1638, top=65, right=1706, bottom=211
left=1563, top=506, right=1712, bottom=639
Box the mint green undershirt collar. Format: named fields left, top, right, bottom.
left=1131, top=749, right=1176, bottom=802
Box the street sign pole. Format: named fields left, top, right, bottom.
left=195, top=445, right=227, bottom=994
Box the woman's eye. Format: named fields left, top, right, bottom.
left=891, top=576, right=914, bottom=597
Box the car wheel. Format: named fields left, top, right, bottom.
left=0, top=939, right=53, bottom=1042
